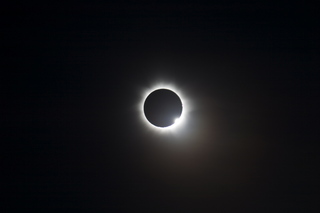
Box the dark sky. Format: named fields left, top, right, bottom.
left=2, top=2, right=319, bottom=212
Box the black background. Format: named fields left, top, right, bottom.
left=2, top=1, right=319, bottom=212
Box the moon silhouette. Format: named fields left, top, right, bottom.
left=143, top=89, right=183, bottom=128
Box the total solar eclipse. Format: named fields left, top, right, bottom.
left=143, top=89, right=183, bottom=128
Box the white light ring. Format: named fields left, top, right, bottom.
left=137, top=81, right=193, bottom=134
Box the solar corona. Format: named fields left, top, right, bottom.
left=138, top=82, right=192, bottom=134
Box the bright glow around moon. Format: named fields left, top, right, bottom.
left=137, top=81, right=193, bottom=134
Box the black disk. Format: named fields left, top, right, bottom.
left=143, top=89, right=183, bottom=127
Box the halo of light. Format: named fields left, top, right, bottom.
left=137, top=81, right=193, bottom=134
